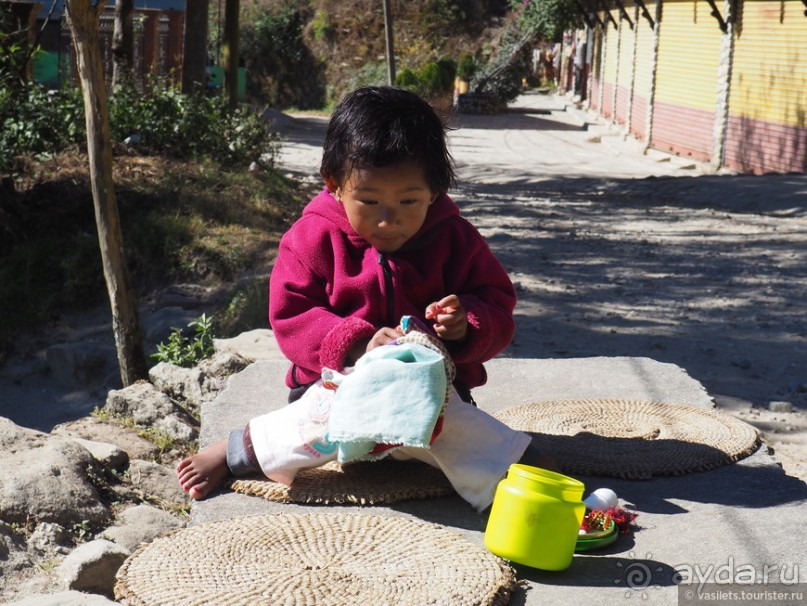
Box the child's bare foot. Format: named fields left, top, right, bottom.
left=176, top=439, right=230, bottom=500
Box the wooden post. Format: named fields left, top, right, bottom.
left=222, top=0, right=239, bottom=109
left=65, top=0, right=147, bottom=386
left=382, top=0, right=395, bottom=86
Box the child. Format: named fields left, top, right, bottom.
left=177, top=86, right=547, bottom=510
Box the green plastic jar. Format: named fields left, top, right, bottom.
left=484, top=464, right=586, bottom=571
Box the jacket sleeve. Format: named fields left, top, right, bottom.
left=269, top=228, right=377, bottom=378
left=445, top=225, right=516, bottom=365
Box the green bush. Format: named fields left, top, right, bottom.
left=395, top=57, right=456, bottom=99
left=241, top=2, right=325, bottom=109
left=0, top=77, right=279, bottom=176
left=0, top=84, right=85, bottom=174
left=513, top=0, right=581, bottom=40
left=109, top=82, right=279, bottom=168
left=471, top=24, right=532, bottom=104
left=457, top=53, right=479, bottom=81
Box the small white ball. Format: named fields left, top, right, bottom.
left=583, top=487, right=618, bottom=510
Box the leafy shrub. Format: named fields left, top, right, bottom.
left=241, top=2, right=326, bottom=109
left=310, top=8, right=334, bottom=41
left=0, top=84, right=85, bottom=174
left=471, top=23, right=532, bottom=104
left=457, top=53, right=479, bottom=81
left=395, top=57, right=456, bottom=99
left=109, top=82, right=279, bottom=168
left=151, top=314, right=216, bottom=367
left=513, top=0, right=581, bottom=40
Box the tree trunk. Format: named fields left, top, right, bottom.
left=65, top=0, right=147, bottom=386
left=222, top=0, right=239, bottom=110
left=182, top=0, right=209, bottom=94
left=112, top=0, right=134, bottom=89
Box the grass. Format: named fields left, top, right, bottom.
left=90, top=405, right=196, bottom=461
left=0, top=148, right=308, bottom=345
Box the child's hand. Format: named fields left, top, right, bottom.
left=346, top=327, right=402, bottom=366
left=425, top=295, right=467, bottom=341
left=367, top=326, right=403, bottom=351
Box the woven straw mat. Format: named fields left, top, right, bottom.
left=115, top=512, right=517, bottom=606
left=494, top=399, right=760, bottom=479
left=229, top=459, right=455, bottom=505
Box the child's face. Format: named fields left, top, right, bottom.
left=334, top=160, right=436, bottom=253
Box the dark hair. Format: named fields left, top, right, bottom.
left=320, top=86, right=456, bottom=194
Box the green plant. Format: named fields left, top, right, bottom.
left=395, top=57, right=456, bottom=99
left=241, top=2, right=326, bottom=108
left=90, top=407, right=197, bottom=459
left=310, top=8, right=334, bottom=41
left=471, top=22, right=534, bottom=104
left=108, top=81, right=279, bottom=168
left=513, top=0, right=581, bottom=40
left=457, top=53, right=479, bottom=81
left=0, top=83, right=85, bottom=175
left=151, top=314, right=216, bottom=367
left=70, top=519, right=94, bottom=543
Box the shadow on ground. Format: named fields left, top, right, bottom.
left=453, top=175, right=806, bottom=411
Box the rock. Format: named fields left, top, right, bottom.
left=57, top=539, right=129, bottom=597
left=150, top=351, right=249, bottom=407
left=156, top=284, right=216, bottom=309
left=149, top=362, right=197, bottom=402
left=198, top=350, right=250, bottom=379
left=5, top=591, right=120, bottom=605
left=0, top=521, right=26, bottom=563
left=52, top=417, right=160, bottom=460
left=214, top=328, right=284, bottom=362
left=105, top=382, right=174, bottom=425
left=101, top=504, right=185, bottom=552
left=0, top=418, right=109, bottom=527
left=769, top=401, right=794, bottom=413
left=67, top=438, right=129, bottom=473
left=153, top=414, right=198, bottom=442
left=46, top=343, right=112, bottom=388
left=127, top=459, right=188, bottom=505
left=29, top=522, right=71, bottom=555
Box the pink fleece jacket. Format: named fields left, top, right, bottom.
left=268, top=188, right=516, bottom=392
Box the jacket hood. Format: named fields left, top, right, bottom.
left=303, top=188, right=461, bottom=248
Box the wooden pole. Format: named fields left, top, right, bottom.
left=382, top=0, right=395, bottom=85
left=222, top=0, right=239, bottom=109
left=65, top=0, right=147, bottom=386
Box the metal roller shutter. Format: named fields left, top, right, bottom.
left=630, top=0, right=657, bottom=139
left=615, top=1, right=637, bottom=124
left=601, top=8, right=621, bottom=118
left=725, top=0, right=807, bottom=173
left=652, top=0, right=723, bottom=160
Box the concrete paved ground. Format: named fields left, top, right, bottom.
left=193, top=356, right=807, bottom=605
left=189, top=93, right=806, bottom=604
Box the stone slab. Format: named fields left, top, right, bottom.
left=193, top=357, right=807, bottom=605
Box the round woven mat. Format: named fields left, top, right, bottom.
left=229, top=459, right=455, bottom=505
left=115, top=512, right=517, bottom=606
left=494, top=399, right=760, bottom=479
